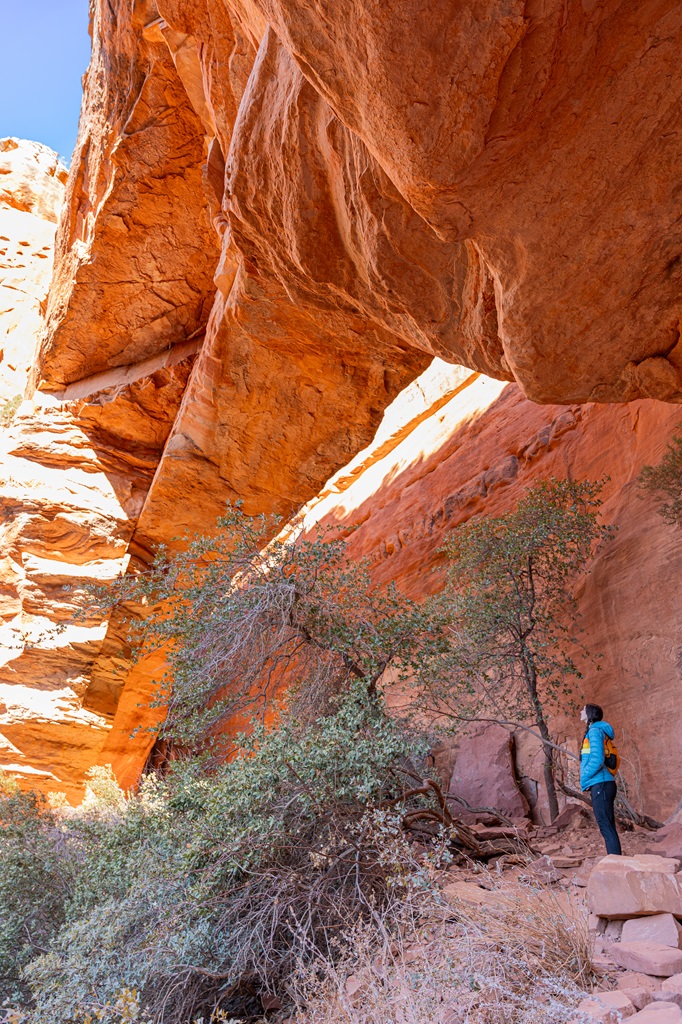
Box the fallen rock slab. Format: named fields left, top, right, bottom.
left=626, top=1004, right=682, bottom=1023
left=447, top=722, right=529, bottom=820
left=622, top=915, right=682, bottom=950
left=588, top=856, right=682, bottom=919
left=610, top=942, right=682, bottom=977
left=646, top=826, right=682, bottom=862
left=618, top=974, right=663, bottom=993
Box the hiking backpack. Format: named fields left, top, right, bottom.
left=603, top=735, right=620, bottom=776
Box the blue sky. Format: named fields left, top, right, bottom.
left=0, top=0, right=91, bottom=164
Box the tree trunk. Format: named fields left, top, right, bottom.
left=521, top=650, right=560, bottom=823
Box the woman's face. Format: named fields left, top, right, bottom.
left=580, top=706, right=588, bottom=723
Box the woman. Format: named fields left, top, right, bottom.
left=580, top=703, right=622, bottom=855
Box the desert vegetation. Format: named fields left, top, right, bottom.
left=0, top=480, right=611, bottom=1022
left=639, top=429, right=682, bottom=526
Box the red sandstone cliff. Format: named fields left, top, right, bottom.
left=1, top=1, right=681, bottom=812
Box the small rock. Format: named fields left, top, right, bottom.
left=662, top=975, right=682, bottom=998
left=621, top=988, right=655, bottom=1011
left=622, top=915, right=682, bottom=950
left=654, top=994, right=682, bottom=1010
left=590, top=914, right=608, bottom=937
left=605, top=920, right=624, bottom=942
left=610, top=943, right=682, bottom=977
left=554, top=855, right=585, bottom=868
left=527, top=854, right=563, bottom=884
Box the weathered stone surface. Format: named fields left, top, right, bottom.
left=33, top=0, right=219, bottom=390
left=610, top=944, right=682, bottom=978
left=0, top=138, right=199, bottom=801
left=622, top=916, right=682, bottom=951
left=0, top=138, right=66, bottom=222
left=588, top=857, right=682, bottom=920
left=448, top=722, right=528, bottom=819
left=0, top=140, right=65, bottom=407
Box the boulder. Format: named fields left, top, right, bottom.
left=447, top=723, right=529, bottom=820
left=622, top=989, right=655, bottom=1012
left=587, top=856, right=682, bottom=919
left=609, top=943, right=682, bottom=977
left=646, top=826, right=682, bottom=863
left=622, top=916, right=682, bottom=950
left=526, top=855, right=564, bottom=885
left=627, top=1006, right=682, bottom=1024
left=552, top=802, right=591, bottom=831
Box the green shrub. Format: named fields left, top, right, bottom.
left=4, top=693, right=436, bottom=1023
left=639, top=430, right=682, bottom=525
left=0, top=778, right=70, bottom=1004
left=0, top=393, right=22, bottom=426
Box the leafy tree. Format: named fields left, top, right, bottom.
left=106, top=505, right=435, bottom=752
left=420, top=479, right=612, bottom=822
left=638, top=430, right=682, bottom=526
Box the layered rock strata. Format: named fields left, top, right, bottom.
left=0, top=140, right=196, bottom=800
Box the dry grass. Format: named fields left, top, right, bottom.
left=452, top=873, right=593, bottom=988
left=288, top=873, right=594, bottom=1024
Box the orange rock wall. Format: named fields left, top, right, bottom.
left=2, top=1, right=681, bottom=806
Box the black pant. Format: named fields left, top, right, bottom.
left=590, top=780, right=621, bottom=855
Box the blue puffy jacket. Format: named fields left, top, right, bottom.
left=580, top=720, right=616, bottom=791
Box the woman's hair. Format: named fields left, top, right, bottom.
left=584, top=703, right=604, bottom=725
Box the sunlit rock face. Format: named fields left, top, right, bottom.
left=0, top=142, right=195, bottom=801
left=4, top=0, right=681, bottom=803
left=0, top=140, right=66, bottom=408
